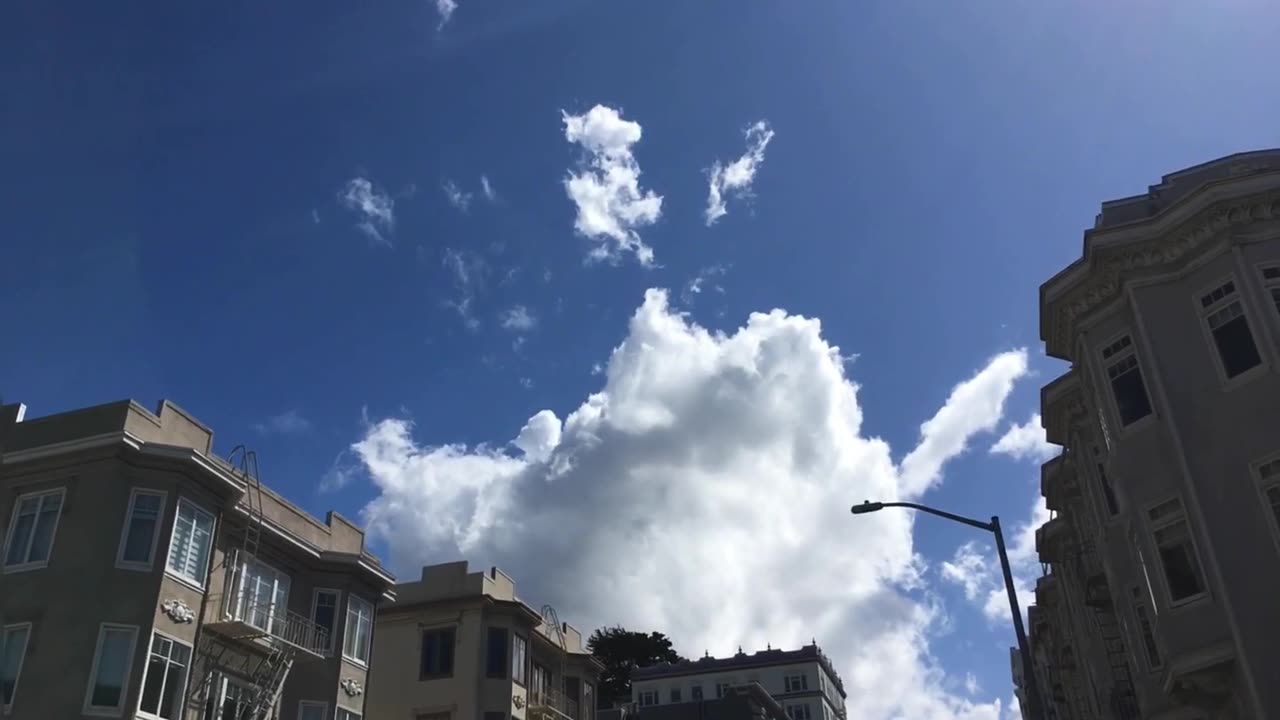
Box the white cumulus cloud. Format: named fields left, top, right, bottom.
left=989, top=413, right=1058, bottom=463
left=501, top=305, right=537, bottom=332
left=344, top=289, right=1026, bottom=720
left=939, top=495, right=1048, bottom=627
left=435, top=0, right=457, bottom=28
left=706, top=121, right=775, bottom=226
left=339, top=177, right=395, bottom=246
left=562, top=105, right=663, bottom=266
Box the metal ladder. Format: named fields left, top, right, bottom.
left=1076, top=530, right=1140, bottom=720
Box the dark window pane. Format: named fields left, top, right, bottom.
left=1097, top=464, right=1119, bottom=515
left=486, top=628, right=508, bottom=677
left=1210, top=311, right=1261, bottom=378
left=1110, top=366, right=1152, bottom=426
left=1158, top=544, right=1205, bottom=601
left=140, top=656, right=165, bottom=712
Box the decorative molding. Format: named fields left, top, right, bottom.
left=513, top=695, right=526, bottom=709
left=340, top=678, right=363, bottom=697
left=1048, top=193, right=1280, bottom=357
left=161, top=598, right=196, bottom=624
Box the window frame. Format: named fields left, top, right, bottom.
left=1143, top=495, right=1210, bottom=609
left=115, top=489, right=168, bottom=572
left=418, top=625, right=456, bottom=679
left=486, top=626, right=509, bottom=678
left=511, top=634, right=527, bottom=686
left=669, top=687, right=682, bottom=703
left=638, top=690, right=658, bottom=707
left=1252, top=454, right=1280, bottom=554
left=1260, top=264, right=1280, bottom=317
left=342, top=594, right=374, bottom=667
left=1, top=622, right=32, bottom=713
left=690, top=684, right=703, bottom=701
left=1096, top=332, right=1155, bottom=431
left=296, top=700, right=328, bottom=720
left=163, top=497, right=216, bottom=590
left=310, top=588, right=342, bottom=657
left=135, top=629, right=192, bottom=720
left=1128, top=586, right=1162, bottom=672
left=82, top=623, right=139, bottom=717
left=230, top=554, right=291, bottom=636
left=335, top=709, right=361, bottom=720
left=1193, top=275, right=1266, bottom=385
left=2, top=487, right=67, bottom=573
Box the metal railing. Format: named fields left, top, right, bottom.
left=226, top=599, right=330, bottom=657
left=529, top=686, right=579, bottom=720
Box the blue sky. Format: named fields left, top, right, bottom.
left=4, top=1, right=1280, bottom=716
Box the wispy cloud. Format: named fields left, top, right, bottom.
left=681, top=264, right=728, bottom=304
left=443, top=179, right=473, bottom=212
left=252, top=410, right=312, bottom=436
left=706, top=121, right=775, bottom=226
left=500, top=305, right=537, bottom=332
left=435, top=0, right=457, bottom=29
left=989, top=413, right=1058, bottom=463
left=442, top=248, right=486, bottom=331
left=481, top=175, right=497, bottom=202
left=562, top=105, right=663, bottom=266
left=339, top=177, right=395, bottom=247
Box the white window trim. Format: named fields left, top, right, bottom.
left=1095, top=331, right=1155, bottom=433
left=163, top=498, right=216, bottom=591
left=1193, top=275, right=1267, bottom=387
left=135, top=629, right=192, bottom=720
left=342, top=594, right=373, bottom=667
left=296, top=700, right=328, bottom=720
left=2, top=487, right=67, bottom=574
left=83, top=623, right=139, bottom=717
left=115, top=488, right=168, bottom=572
left=2, top=622, right=33, bottom=713
left=335, top=709, right=362, bottom=720
left=231, top=554, right=291, bottom=634
left=310, top=588, right=341, bottom=656
left=1251, top=453, right=1280, bottom=555
left=1142, top=495, right=1210, bottom=610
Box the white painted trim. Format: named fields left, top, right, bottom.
left=163, top=497, right=216, bottom=590
left=115, top=488, right=168, bottom=572
left=1, top=622, right=32, bottom=713
left=2, top=487, right=67, bottom=574
left=334, top=708, right=362, bottom=720
left=310, top=587, right=342, bottom=656
left=134, top=629, right=193, bottom=720
left=296, top=700, right=328, bottom=720
left=0, top=431, right=142, bottom=465
left=82, top=623, right=139, bottom=717
left=342, top=594, right=374, bottom=666
left=230, top=554, right=292, bottom=634
left=1141, top=495, right=1211, bottom=610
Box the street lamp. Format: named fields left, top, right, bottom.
left=850, top=500, right=1045, bottom=720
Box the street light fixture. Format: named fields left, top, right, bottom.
left=850, top=500, right=1045, bottom=720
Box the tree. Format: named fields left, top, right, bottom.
left=587, top=626, right=685, bottom=707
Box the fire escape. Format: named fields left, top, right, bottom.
left=186, top=446, right=330, bottom=720
left=528, top=604, right=578, bottom=720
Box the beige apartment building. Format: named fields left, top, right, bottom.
left=629, top=644, right=846, bottom=720
left=0, top=399, right=396, bottom=720
left=1015, top=149, right=1280, bottom=719
left=365, top=560, right=604, bottom=720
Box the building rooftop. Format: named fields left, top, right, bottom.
left=632, top=643, right=846, bottom=698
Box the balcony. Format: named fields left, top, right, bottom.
left=1035, top=515, right=1068, bottom=564
left=204, top=599, right=330, bottom=659
left=528, top=686, right=579, bottom=720
left=1083, top=572, right=1113, bottom=610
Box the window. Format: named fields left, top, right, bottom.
left=784, top=673, right=808, bottom=692
left=336, top=710, right=361, bottom=720
left=787, top=704, right=812, bottom=720
left=420, top=627, right=455, bottom=678
left=1199, top=279, right=1262, bottom=379
left=691, top=684, right=703, bottom=700
left=166, top=499, right=214, bottom=587
left=1257, top=458, right=1280, bottom=534
left=232, top=557, right=290, bottom=635
left=311, top=589, right=340, bottom=655
left=117, top=490, right=165, bottom=569
left=343, top=596, right=373, bottom=665
left=486, top=627, right=509, bottom=678
left=203, top=674, right=253, bottom=720
left=1129, top=588, right=1161, bottom=670
left=1093, top=447, right=1119, bottom=516
left=1100, top=336, right=1152, bottom=426
left=531, top=663, right=550, bottom=703
left=84, top=623, right=138, bottom=715
left=138, top=632, right=191, bottom=720
left=1262, top=266, right=1280, bottom=315
left=511, top=634, right=527, bottom=684
left=715, top=682, right=732, bottom=698
left=3, top=488, right=64, bottom=571
left=1147, top=498, right=1207, bottom=605
left=638, top=690, right=658, bottom=706
left=583, top=682, right=594, bottom=720
left=670, top=687, right=682, bottom=703
left=2, top=623, right=31, bottom=711
left=297, top=701, right=328, bottom=720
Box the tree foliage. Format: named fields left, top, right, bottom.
left=587, top=626, right=685, bottom=705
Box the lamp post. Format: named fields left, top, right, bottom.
left=850, top=500, right=1044, bottom=720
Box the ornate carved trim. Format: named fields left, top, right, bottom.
left=161, top=598, right=196, bottom=624
left=340, top=678, right=364, bottom=697
left=1048, top=192, right=1280, bottom=357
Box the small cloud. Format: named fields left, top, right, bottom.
left=310, top=209, right=321, bottom=224
left=320, top=449, right=362, bottom=493
left=443, top=248, right=486, bottom=331
left=435, top=0, right=457, bottom=29
left=443, top=179, right=473, bottom=213
left=590, top=362, right=604, bottom=376
left=543, top=269, right=552, bottom=283
left=706, top=121, right=775, bottom=226
left=500, top=305, right=537, bottom=332
left=519, top=377, right=534, bottom=389
left=252, top=410, right=312, bottom=436
left=989, top=413, right=1059, bottom=463
left=481, top=175, right=497, bottom=202
left=681, top=264, right=728, bottom=304
left=963, top=673, right=980, bottom=696
left=561, top=104, right=663, bottom=265
left=338, top=177, right=395, bottom=247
